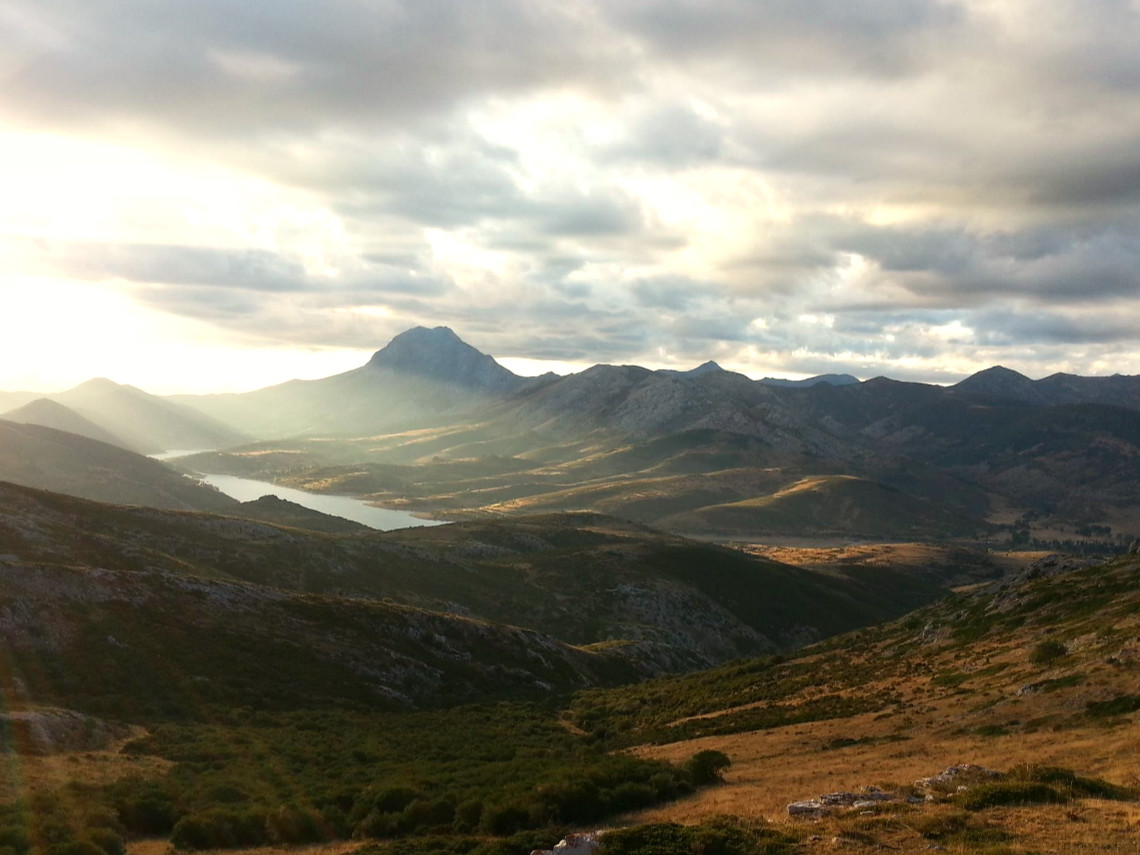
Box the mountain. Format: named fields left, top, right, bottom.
left=952, top=365, right=1050, bottom=403
left=0, top=390, right=39, bottom=412
left=1, top=397, right=127, bottom=448
left=0, top=481, right=949, bottom=673
left=657, top=360, right=730, bottom=378
left=0, top=421, right=238, bottom=511
left=178, top=353, right=1137, bottom=541
left=174, top=326, right=528, bottom=438
left=368, top=325, right=524, bottom=392
left=759, top=373, right=861, bottom=388
left=51, top=377, right=247, bottom=453
left=954, top=365, right=1140, bottom=409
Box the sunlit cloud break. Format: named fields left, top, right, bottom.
left=0, top=0, right=1137, bottom=393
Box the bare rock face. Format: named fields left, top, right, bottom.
left=787, top=786, right=896, bottom=817
left=914, top=764, right=1002, bottom=795
left=530, top=830, right=604, bottom=855
left=0, top=708, right=133, bottom=755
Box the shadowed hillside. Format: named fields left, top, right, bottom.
left=0, top=421, right=238, bottom=511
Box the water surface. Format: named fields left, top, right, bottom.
left=198, top=473, right=443, bottom=531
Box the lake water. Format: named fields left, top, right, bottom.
left=197, top=473, right=444, bottom=531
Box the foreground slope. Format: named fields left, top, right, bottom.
left=587, top=551, right=1140, bottom=852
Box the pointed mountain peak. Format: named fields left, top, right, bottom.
left=68, top=377, right=124, bottom=392
left=953, top=365, right=1047, bottom=403
left=965, top=365, right=1032, bottom=382
left=367, top=326, right=521, bottom=392
left=655, top=360, right=726, bottom=379
left=688, top=360, right=725, bottom=376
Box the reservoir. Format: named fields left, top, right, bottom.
left=197, top=473, right=444, bottom=531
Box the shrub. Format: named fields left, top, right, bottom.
left=84, top=827, right=126, bottom=855
left=684, top=750, right=731, bottom=785
left=1011, top=765, right=1138, bottom=801
left=1030, top=640, right=1067, bottom=665
left=957, top=781, right=1067, bottom=811
left=113, top=782, right=179, bottom=835
left=599, top=816, right=792, bottom=855
left=266, top=803, right=327, bottom=844
left=1085, top=694, right=1140, bottom=719
left=170, top=807, right=270, bottom=850
left=481, top=803, right=531, bottom=836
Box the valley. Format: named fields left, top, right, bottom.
left=0, top=326, right=1137, bottom=855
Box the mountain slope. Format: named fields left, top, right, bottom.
left=0, top=558, right=636, bottom=719
left=759, top=373, right=860, bottom=388
left=52, top=378, right=247, bottom=453
left=954, top=365, right=1140, bottom=409
left=0, top=481, right=948, bottom=673
left=658, top=475, right=991, bottom=539
left=174, top=326, right=528, bottom=438
left=0, top=421, right=238, bottom=511
left=1, top=397, right=127, bottom=448
left=576, top=551, right=1140, bottom=852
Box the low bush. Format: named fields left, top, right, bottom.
left=957, top=781, right=1067, bottom=811
left=598, top=816, right=794, bottom=855
left=1010, top=765, right=1138, bottom=801
left=683, top=750, right=731, bottom=785
left=1085, top=694, right=1140, bottom=719
left=1030, top=640, right=1067, bottom=665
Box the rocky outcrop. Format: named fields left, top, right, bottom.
left=787, top=786, right=896, bottom=817
left=914, top=764, right=1002, bottom=795
left=531, top=830, right=604, bottom=855
left=0, top=708, right=133, bottom=755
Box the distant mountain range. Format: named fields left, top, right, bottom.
left=2, top=326, right=1137, bottom=541
left=0, top=378, right=247, bottom=454
left=951, top=364, right=1140, bottom=408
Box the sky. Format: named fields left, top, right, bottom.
left=0, top=0, right=1137, bottom=394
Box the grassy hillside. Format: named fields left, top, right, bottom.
left=3, top=500, right=1133, bottom=855
left=586, top=552, right=1140, bottom=854
left=658, top=475, right=991, bottom=539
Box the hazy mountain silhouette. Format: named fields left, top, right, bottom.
left=759, top=373, right=861, bottom=388
left=174, top=326, right=526, bottom=438
left=0, top=420, right=238, bottom=511
left=52, top=378, right=247, bottom=453
left=1, top=398, right=127, bottom=449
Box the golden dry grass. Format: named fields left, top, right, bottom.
left=618, top=573, right=1140, bottom=853
left=126, top=840, right=363, bottom=855
left=0, top=731, right=170, bottom=804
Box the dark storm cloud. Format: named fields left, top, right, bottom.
left=1, top=0, right=622, bottom=136
left=972, top=308, right=1140, bottom=347
left=608, top=0, right=962, bottom=79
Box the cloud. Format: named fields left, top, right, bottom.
left=0, top=0, right=1137, bottom=388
